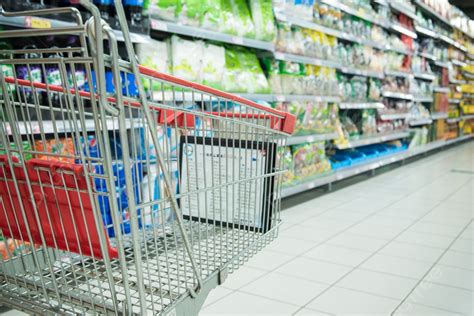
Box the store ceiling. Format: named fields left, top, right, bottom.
left=450, top=0, right=474, bottom=19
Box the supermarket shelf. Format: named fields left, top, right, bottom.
left=336, top=131, right=410, bottom=149
left=274, top=14, right=386, bottom=51
left=382, top=91, right=414, bottom=100
left=431, top=112, right=449, bottom=120
left=385, top=70, right=413, bottom=78
left=281, top=134, right=473, bottom=198
left=339, top=102, right=385, bottom=109
left=379, top=112, right=411, bottom=120
left=339, top=67, right=385, bottom=79
left=419, top=52, right=437, bottom=61
left=414, top=24, right=438, bottom=39
left=413, top=0, right=451, bottom=28
left=150, top=19, right=274, bottom=51
left=238, top=94, right=341, bottom=103
left=408, top=118, right=433, bottom=126
left=5, top=118, right=139, bottom=136
left=273, top=52, right=341, bottom=68
left=390, top=22, right=417, bottom=39
left=438, top=35, right=467, bottom=52
left=321, top=0, right=387, bottom=28
left=389, top=2, right=418, bottom=21
left=413, top=72, right=436, bottom=81
left=446, top=117, right=461, bottom=123
left=449, top=98, right=461, bottom=104
left=387, top=45, right=413, bottom=56
left=450, top=79, right=467, bottom=85
left=451, top=59, right=467, bottom=67
left=287, top=133, right=338, bottom=146
left=462, top=115, right=474, bottom=120
left=0, top=15, right=151, bottom=43
left=434, top=61, right=450, bottom=68
left=413, top=96, right=434, bottom=102
left=433, top=86, right=450, bottom=93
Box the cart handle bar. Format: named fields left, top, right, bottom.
left=138, top=66, right=295, bottom=134
left=4, top=71, right=296, bottom=135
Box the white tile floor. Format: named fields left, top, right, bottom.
left=1, top=142, right=472, bottom=316
left=200, top=141, right=474, bottom=316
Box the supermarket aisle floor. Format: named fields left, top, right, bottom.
left=200, top=141, right=474, bottom=316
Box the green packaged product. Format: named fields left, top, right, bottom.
left=149, top=0, right=181, bottom=21
left=221, top=0, right=255, bottom=38
left=201, top=0, right=222, bottom=29
left=237, top=49, right=270, bottom=93
left=137, top=39, right=171, bottom=91
left=179, top=0, right=205, bottom=26
left=201, top=42, right=226, bottom=90
left=223, top=48, right=243, bottom=92
left=0, top=141, right=33, bottom=161
left=249, top=0, right=276, bottom=41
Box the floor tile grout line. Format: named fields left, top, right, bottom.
left=292, top=172, right=473, bottom=315
left=205, top=144, right=473, bottom=313
left=390, top=219, right=474, bottom=315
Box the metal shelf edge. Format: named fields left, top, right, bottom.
left=281, top=134, right=473, bottom=198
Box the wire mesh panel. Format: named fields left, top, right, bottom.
left=0, top=2, right=294, bottom=315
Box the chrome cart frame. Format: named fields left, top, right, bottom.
left=0, top=1, right=295, bottom=314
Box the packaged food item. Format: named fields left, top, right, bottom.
left=249, top=0, right=276, bottom=41
left=292, top=142, right=331, bottom=180
left=178, top=0, right=204, bottom=26
left=278, top=146, right=295, bottom=186
left=34, top=138, right=75, bottom=163
left=223, top=47, right=245, bottom=92
left=149, top=0, right=181, bottom=21
left=171, top=36, right=203, bottom=82
left=137, top=39, right=171, bottom=91
left=201, top=42, right=226, bottom=90
left=0, top=141, right=32, bottom=161
left=237, top=49, right=270, bottom=93
left=201, top=0, right=222, bottom=29
left=220, top=0, right=255, bottom=38
left=361, top=109, right=377, bottom=135
left=262, top=57, right=282, bottom=94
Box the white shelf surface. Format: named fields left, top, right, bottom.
left=339, top=102, right=385, bottom=109
left=408, top=118, right=433, bottom=126
left=150, top=19, right=275, bottom=51
left=281, top=134, right=473, bottom=198
left=433, top=86, right=450, bottom=93
left=413, top=72, right=436, bottom=81
left=390, top=22, right=417, bottom=39
left=379, top=112, right=411, bottom=120
left=382, top=91, right=414, bottom=100
left=287, top=133, right=338, bottom=146
left=273, top=52, right=341, bottom=68
left=414, top=24, right=438, bottom=39
left=431, top=112, right=449, bottom=120
left=413, top=95, right=434, bottom=103
left=419, top=52, right=437, bottom=61
left=449, top=99, right=461, bottom=104
left=446, top=117, right=461, bottom=123
left=336, top=131, right=410, bottom=149
left=385, top=70, right=413, bottom=78
left=462, top=115, right=474, bottom=120
left=238, top=94, right=341, bottom=103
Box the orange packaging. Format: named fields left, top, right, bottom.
left=34, top=138, right=76, bottom=163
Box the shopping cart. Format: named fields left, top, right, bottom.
left=0, top=1, right=295, bottom=315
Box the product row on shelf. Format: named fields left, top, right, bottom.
left=1, top=0, right=474, bottom=198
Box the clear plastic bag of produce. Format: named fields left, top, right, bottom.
left=249, top=0, right=276, bottom=41
left=201, top=42, right=226, bottom=89
left=220, top=0, right=255, bottom=38
left=171, top=36, right=203, bottom=82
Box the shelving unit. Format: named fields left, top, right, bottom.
left=1, top=0, right=472, bottom=202
left=335, top=131, right=410, bottom=149
left=282, top=134, right=473, bottom=198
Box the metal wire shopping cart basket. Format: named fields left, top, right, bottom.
left=0, top=1, right=295, bottom=314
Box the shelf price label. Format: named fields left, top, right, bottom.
left=25, top=17, right=52, bottom=29
left=151, top=20, right=168, bottom=31
left=231, top=37, right=244, bottom=45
